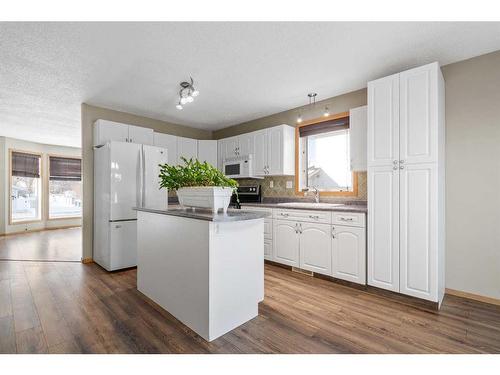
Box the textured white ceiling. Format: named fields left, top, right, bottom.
left=1, top=22, right=500, bottom=147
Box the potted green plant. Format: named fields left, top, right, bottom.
left=159, top=157, right=238, bottom=213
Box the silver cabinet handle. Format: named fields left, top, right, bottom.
left=298, top=223, right=303, bottom=234
left=331, top=226, right=335, bottom=238
left=280, top=213, right=289, bottom=217
left=393, top=160, right=398, bottom=164
left=308, top=215, right=319, bottom=220
left=115, top=224, right=122, bottom=229
left=393, top=166, right=398, bottom=170
left=339, top=217, right=353, bottom=221
left=400, top=160, right=405, bottom=164
left=400, top=165, right=404, bottom=169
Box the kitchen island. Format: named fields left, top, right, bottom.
left=134, top=206, right=268, bottom=342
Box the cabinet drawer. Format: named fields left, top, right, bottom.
left=273, top=209, right=331, bottom=224
left=332, top=212, right=366, bottom=227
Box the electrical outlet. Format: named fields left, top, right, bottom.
left=286, top=180, right=293, bottom=189
left=269, top=180, right=274, bottom=188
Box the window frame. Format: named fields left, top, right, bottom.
left=47, top=153, right=83, bottom=221
left=294, top=111, right=358, bottom=197
left=8, top=149, right=44, bottom=225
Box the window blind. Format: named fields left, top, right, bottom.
left=299, top=116, right=349, bottom=138
left=11, top=152, right=41, bottom=178
left=49, top=156, right=82, bottom=181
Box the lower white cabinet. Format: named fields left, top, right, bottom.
left=274, top=220, right=333, bottom=276
left=332, top=225, right=366, bottom=284
left=274, top=220, right=300, bottom=267
left=299, top=222, right=332, bottom=276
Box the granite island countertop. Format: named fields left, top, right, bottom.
left=134, top=206, right=270, bottom=222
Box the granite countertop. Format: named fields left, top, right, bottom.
left=134, top=206, right=270, bottom=222
left=239, top=202, right=367, bottom=213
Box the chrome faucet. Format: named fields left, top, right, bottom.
left=305, top=187, right=320, bottom=203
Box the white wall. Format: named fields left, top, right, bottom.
left=1, top=136, right=82, bottom=236
left=441, top=50, right=500, bottom=300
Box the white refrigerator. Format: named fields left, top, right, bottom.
left=93, top=141, right=168, bottom=271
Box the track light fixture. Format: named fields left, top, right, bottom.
left=176, top=77, right=199, bottom=110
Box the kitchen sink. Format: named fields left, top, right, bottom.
left=276, top=202, right=344, bottom=209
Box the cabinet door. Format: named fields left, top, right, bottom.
left=253, top=129, right=268, bottom=176
left=219, top=137, right=238, bottom=161
left=238, top=133, right=254, bottom=156
left=399, top=63, right=438, bottom=165
left=93, top=120, right=129, bottom=146
left=267, top=126, right=283, bottom=175
left=299, top=222, right=332, bottom=276
left=349, top=106, right=368, bottom=171
left=399, top=163, right=437, bottom=301
left=264, top=239, right=273, bottom=261
left=367, top=165, right=399, bottom=292
left=177, top=137, right=198, bottom=164
left=333, top=225, right=366, bottom=284
left=367, top=73, right=400, bottom=167
left=273, top=220, right=299, bottom=267
left=153, top=133, right=178, bottom=164
left=197, top=140, right=218, bottom=167
left=128, top=125, right=154, bottom=145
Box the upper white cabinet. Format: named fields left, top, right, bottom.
left=367, top=74, right=400, bottom=167
left=399, top=64, right=439, bottom=165
left=238, top=133, right=255, bottom=157
left=177, top=137, right=198, bottom=164
left=197, top=140, right=218, bottom=167
left=349, top=106, right=368, bottom=171
left=217, top=124, right=295, bottom=176
left=128, top=125, right=154, bottom=145
left=266, top=125, right=295, bottom=176
left=253, top=130, right=268, bottom=175
left=93, top=120, right=154, bottom=147
left=367, top=62, right=445, bottom=304
left=153, top=133, right=177, bottom=164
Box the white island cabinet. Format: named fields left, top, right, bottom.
left=135, top=207, right=267, bottom=342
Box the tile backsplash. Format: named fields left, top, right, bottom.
left=168, top=172, right=367, bottom=203
left=237, top=172, right=367, bottom=202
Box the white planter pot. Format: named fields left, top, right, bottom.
left=177, top=186, right=234, bottom=213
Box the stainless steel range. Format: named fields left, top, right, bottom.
left=231, top=185, right=262, bottom=208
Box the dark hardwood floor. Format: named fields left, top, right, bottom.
left=0, top=227, right=81, bottom=262
left=1, top=256, right=500, bottom=353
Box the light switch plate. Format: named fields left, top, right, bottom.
left=269, top=180, right=274, bottom=188
left=286, top=180, right=293, bottom=189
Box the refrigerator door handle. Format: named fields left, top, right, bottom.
left=138, top=146, right=144, bottom=207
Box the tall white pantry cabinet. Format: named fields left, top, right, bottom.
left=367, top=62, right=445, bottom=305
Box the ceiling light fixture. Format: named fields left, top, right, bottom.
left=323, top=107, right=330, bottom=117
left=176, top=77, right=199, bottom=110
left=297, top=93, right=318, bottom=123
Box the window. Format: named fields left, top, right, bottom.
left=296, top=113, right=357, bottom=196
left=48, top=156, right=82, bottom=219
left=10, top=151, right=42, bottom=223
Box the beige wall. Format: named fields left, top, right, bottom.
left=81, top=103, right=212, bottom=260
left=1, top=136, right=82, bottom=236
left=213, top=88, right=367, bottom=139
left=441, top=50, right=500, bottom=299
